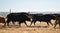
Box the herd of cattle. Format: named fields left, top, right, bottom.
left=0, top=12, right=60, bottom=28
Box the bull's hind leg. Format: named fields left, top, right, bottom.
left=7, top=22, right=9, bottom=26
left=47, top=22, right=49, bottom=26
left=12, top=21, right=15, bottom=24
left=58, top=20, right=60, bottom=28
left=34, top=22, right=36, bottom=25
left=49, top=22, right=53, bottom=26
left=24, top=22, right=28, bottom=27
left=54, top=22, right=58, bottom=28
left=30, top=21, right=36, bottom=26
left=30, top=22, right=33, bottom=26
left=59, top=23, right=60, bottom=28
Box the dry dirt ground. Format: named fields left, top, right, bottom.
left=0, top=20, right=60, bottom=33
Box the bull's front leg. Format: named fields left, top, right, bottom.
left=19, top=22, right=21, bottom=27
left=47, top=22, right=49, bottom=26
left=6, top=19, right=10, bottom=27
left=30, top=20, right=35, bottom=26
left=4, top=22, right=6, bottom=27
left=30, top=22, right=33, bottom=26
left=49, top=22, right=53, bottom=26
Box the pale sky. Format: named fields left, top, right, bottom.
left=0, top=0, right=60, bottom=12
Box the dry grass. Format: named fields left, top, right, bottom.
left=0, top=20, right=60, bottom=33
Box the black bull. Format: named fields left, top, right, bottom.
left=53, top=14, right=60, bottom=28
left=6, top=13, right=31, bottom=27
left=0, top=17, right=6, bottom=27
left=30, top=14, right=56, bottom=26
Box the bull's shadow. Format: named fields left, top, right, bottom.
left=6, top=25, right=48, bottom=28
left=53, top=27, right=60, bottom=29
left=27, top=26, right=48, bottom=28
left=0, top=25, right=6, bottom=29
left=6, top=25, right=20, bottom=28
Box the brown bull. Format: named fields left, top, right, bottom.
left=0, top=16, right=6, bottom=27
